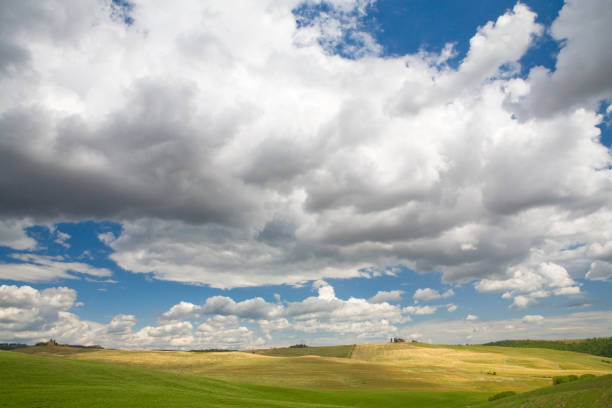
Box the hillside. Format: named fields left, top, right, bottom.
left=14, top=342, right=612, bottom=393
left=477, top=374, right=612, bottom=407
left=251, top=344, right=355, bottom=358
left=484, top=337, right=612, bottom=358
left=0, top=350, right=488, bottom=408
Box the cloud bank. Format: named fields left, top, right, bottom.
left=2, top=283, right=610, bottom=349
left=0, top=0, right=610, bottom=299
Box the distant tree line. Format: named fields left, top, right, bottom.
left=33, top=339, right=103, bottom=349
left=484, top=337, right=612, bottom=358
left=64, top=344, right=103, bottom=349
left=0, top=343, right=28, bottom=350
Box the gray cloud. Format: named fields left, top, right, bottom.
left=0, top=0, right=611, bottom=291
left=201, top=296, right=282, bottom=320
left=0, top=39, right=29, bottom=75
left=586, top=261, right=612, bottom=281
left=0, top=81, right=259, bottom=225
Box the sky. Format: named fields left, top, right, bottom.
left=0, top=0, right=611, bottom=350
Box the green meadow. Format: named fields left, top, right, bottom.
left=4, top=341, right=612, bottom=407
left=479, top=374, right=612, bottom=407
left=0, top=350, right=487, bottom=408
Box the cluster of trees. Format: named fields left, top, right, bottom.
left=32, top=339, right=103, bottom=349
left=63, top=344, right=103, bottom=349
left=484, top=337, right=612, bottom=357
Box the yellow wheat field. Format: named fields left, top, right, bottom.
left=18, top=342, right=612, bottom=392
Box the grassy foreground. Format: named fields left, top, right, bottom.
left=6, top=342, right=612, bottom=407
left=0, top=350, right=487, bottom=408
left=477, top=374, right=612, bottom=407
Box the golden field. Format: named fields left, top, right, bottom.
left=16, top=342, right=612, bottom=393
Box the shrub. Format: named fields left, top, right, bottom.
left=553, top=375, right=579, bottom=385
left=488, top=391, right=516, bottom=401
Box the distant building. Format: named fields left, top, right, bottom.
left=390, top=337, right=406, bottom=343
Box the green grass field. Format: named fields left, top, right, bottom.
left=6, top=342, right=612, bottom=407
left=477, top=374, right=612, bottom=407
left=0, top=350, right=488, bottom=408
left=15, top=342, right=612, bottom=392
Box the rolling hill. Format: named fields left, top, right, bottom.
left=14, top=341, right=612, bottom=393
left=477, top=373, right=612, bottom=407
left=0, top=350, right=489, bottom=408
left=484, top=337, right=612, bottom=358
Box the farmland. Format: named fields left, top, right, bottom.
left=4, top=341, right=612, bottom=407
left=15, top=341, right=612, bottom=392
left=480, top=374, right=612, bottom=407
left=0, top=350, right=488, bottom=408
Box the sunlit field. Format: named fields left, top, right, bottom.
left=0, top=350, right=487, bottom=408
left=13, top=342, right=612, bottom=393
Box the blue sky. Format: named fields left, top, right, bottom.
left=1, top=0, right=611, bottom=349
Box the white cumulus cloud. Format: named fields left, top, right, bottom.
left=0, top=254, right=113, bottom=283
left=369, top=290, right=403, bottom=303
left=413, top=288, right=454, bottom=303
left=586, top=261, right=612, bottom=281
left=475, top=262, right=581, bottom=308
left=522, top=314, right=544, bottom=323
left=0, top=0, right=609, bottom=296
